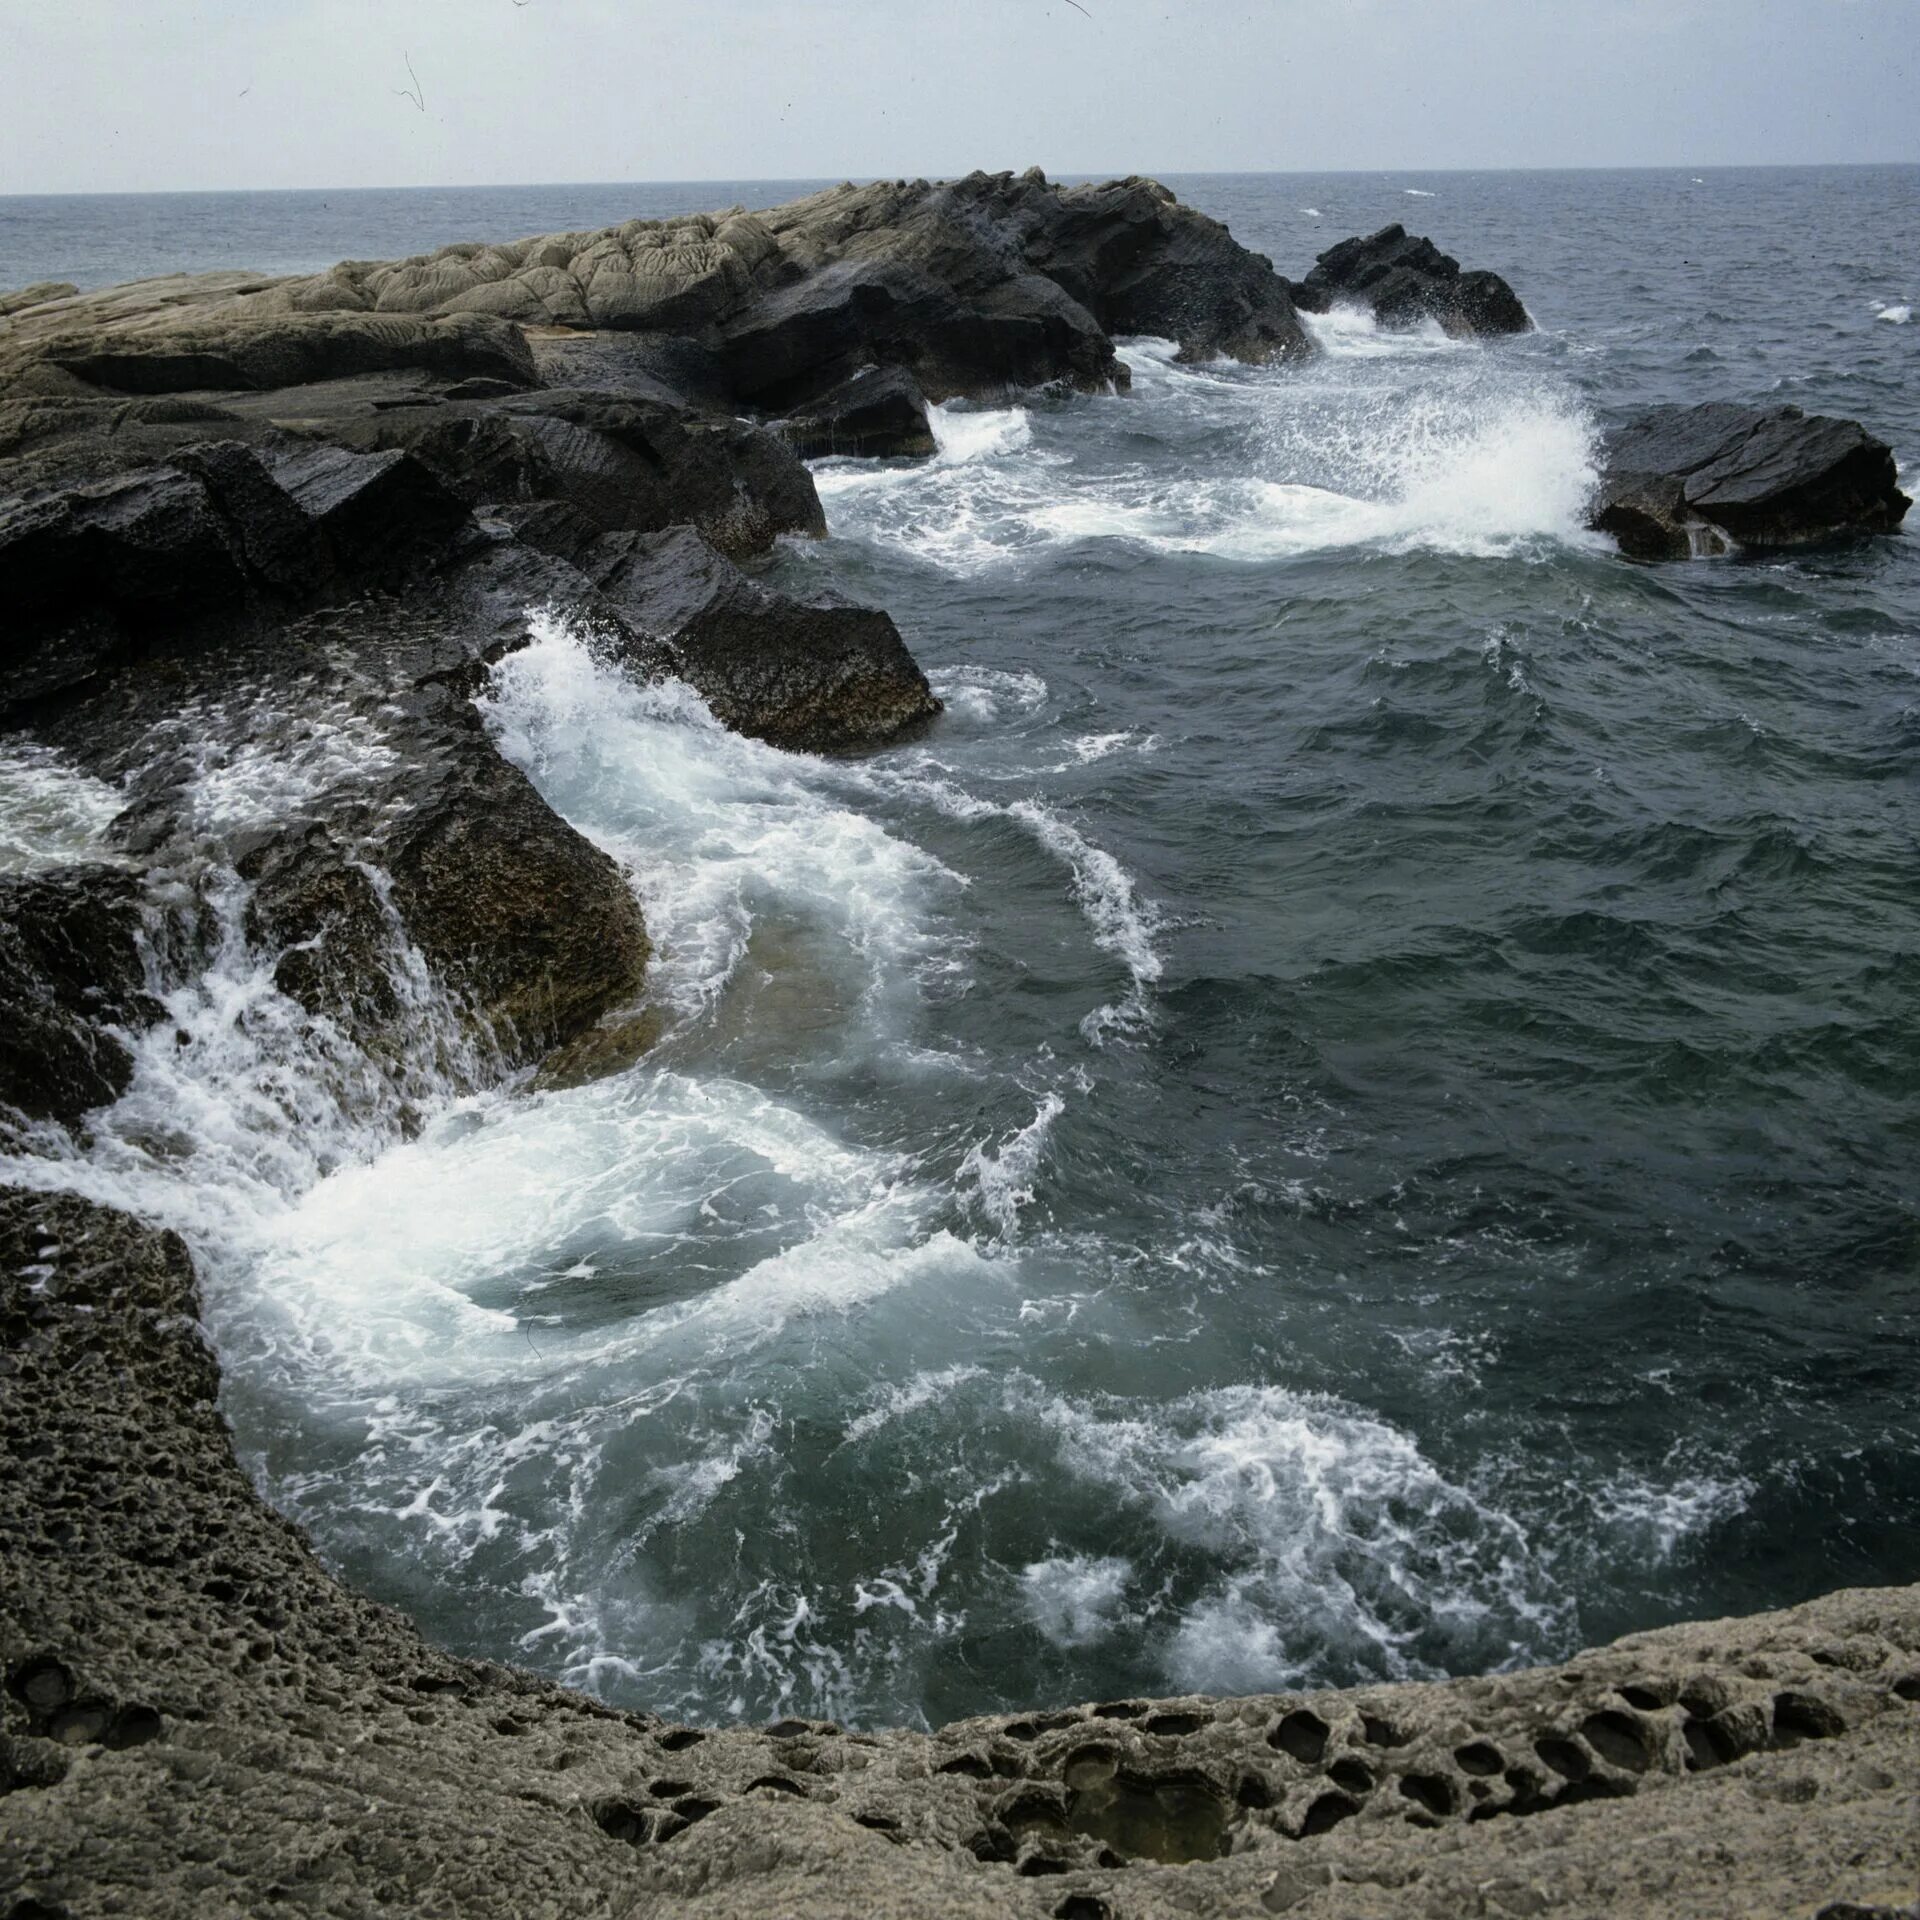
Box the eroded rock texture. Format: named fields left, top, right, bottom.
left=3, top=1184, right=1918, bottom=1920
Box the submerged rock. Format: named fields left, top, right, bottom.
left=593, top=524, right=941, bottom=753
left=1290, top=225, right=1529, bottom=336
left=1589, top=402, right=1911, bottom=558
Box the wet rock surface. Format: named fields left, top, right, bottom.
left=1588, top=401, right=1912, bottom=558
left=591, top=524, right=940, bottom=753
left=2, top=1185, right=1917, bottom=1918
left=1288, top=225, right=1530, bottom=336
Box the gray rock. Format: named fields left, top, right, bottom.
left=1589, top=402, right=1911, bottom=558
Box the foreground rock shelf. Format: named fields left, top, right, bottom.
left=2, top=1187, right=1916, bottom=1918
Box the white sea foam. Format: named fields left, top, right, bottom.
left=1875, top=302, right=1911, bottom=325
left=929, top=402, right=1033, bottom=464
left=481, top=611, right=963, bottom=1022
left=1404, top=187, right=1435, bottom=197
left=1025, top=1380, right=1563, bottom=1691
left=961, top=1091, right=1065, bottom=1236
left=1020, top=1554, right=1132, bottom=1648
left=1300, top=207, right=1324, bottom=218
left=1593, top=1469, right=1753, bottom=1561
left=0, top=742, right=126, bottom=873
left=819, top=323, right=1601, bottom=571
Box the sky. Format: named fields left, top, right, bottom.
left=1, top=0, right=1914, bottom=196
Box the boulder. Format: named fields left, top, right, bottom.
left=1589, top=402, right=1911, bottom=559
left=1290, top=225, right=1529, bottom=336
left=780, top=365, right=937, bottom=460
left=592, top=525, right=940, bottom=753
left=0, top=864, right=155, bottom=1130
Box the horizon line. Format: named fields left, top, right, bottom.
left=4, top=158, right=1916, bottom=202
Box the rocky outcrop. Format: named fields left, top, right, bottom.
left=1588, top=401, right=1912, bottom=558
left=4, top=1182, right=1918, bottom=1920
left=591, top=524, right=940, bottom=752
left=1289, top=225, right=1529, bottom=336
left=0, top=171, right=1313, bottom=441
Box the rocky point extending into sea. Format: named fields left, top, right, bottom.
left=1, top=170, right=1914, bottom=1920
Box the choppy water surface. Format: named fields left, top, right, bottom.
left=5, top=169, right=1916, bottom=1730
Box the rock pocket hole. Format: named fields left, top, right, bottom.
left=1617, top=1684, right=1669, bottom=1710
left=1297, top=1791, right=1359, bottom=1837
left=8, top=1658, right=74, bottom=1717
left=1268, top=1711, right=1329, bottom=1765
left=591, top=1798, right=651, bottom=1845
left=1580, top=1710, right=1653, bottom=1773
left=1892, top=1675, right=1920, bottom=1702
left=1534, top=1737, right=1591, bottom=1782
left=746, top=1775, right=806, bottom=1796
left=657, top=1727, right=705, bottom=1752
left=1682, top=1716, right=1745, bottom=1771
left=1143, top=1712, right=1206, bottom=1738
left=1771, top=1693, right=1846, bottom=1744
left=937, top=1753, right=994, bottom=1779
left=1397, top=1773, right=1457, bottom=1818
left=1066, top=1769, right=1230, bottom=1865
left=103, top=1706, right=163, bottom=1750
left=1453, top=1742, right=1503, bottom=1777
left=1360, top=1715, right=1407, bottom=1748
left=1093, top=1701, right=1145, bottom=1720
left=1054, top=1898, right=1112, bottom=1920
left=1327, top=1758, right=1373, bottom=1795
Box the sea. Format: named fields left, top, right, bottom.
left=1, top=167, right=1915, bottom=1731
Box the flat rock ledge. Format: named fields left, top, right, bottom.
left=4, top=1185, right=1916, bottom=1920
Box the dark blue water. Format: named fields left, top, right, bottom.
left=7, top=169, right=1915, bottom=1732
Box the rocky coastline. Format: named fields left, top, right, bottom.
left=2, top=172, right=1915, bottom=1918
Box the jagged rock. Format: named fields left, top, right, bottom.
left=0, top=866, right=154, bottom=1130
left=1290, top=225, right=1529, bottom=336
left=3, top=1181, right=1918, bottom=1918
left=592, top=525, right=940, bottom=752
left=779, top=364, right=938, bottom=460
left=1589, top=402, right=1912, bottom=558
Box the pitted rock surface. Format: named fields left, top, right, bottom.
left=3, top=1184, right=1916, bottom=1918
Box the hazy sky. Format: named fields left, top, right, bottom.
left=2, top=0, right=1914, bottom=195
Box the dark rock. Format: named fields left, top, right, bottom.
left=779, top=366, right=937, bottom=461
left=0, top=865, right=155, bottom=1130
left=335, top=387, right=824, bottom=554
left=167, top=441, right=332, bottom=596
left=268, top=444, right=471, bottom=579
left=592, top=525, right=940, bottom=753
left=1, top=468, right=245, bottom=627
left=1291, top=225, right=1529, bottom=336
left=1589, top=402, right=1911, bottom=558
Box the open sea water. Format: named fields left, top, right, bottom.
left=2, top=168, right=1916, bottom=1730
